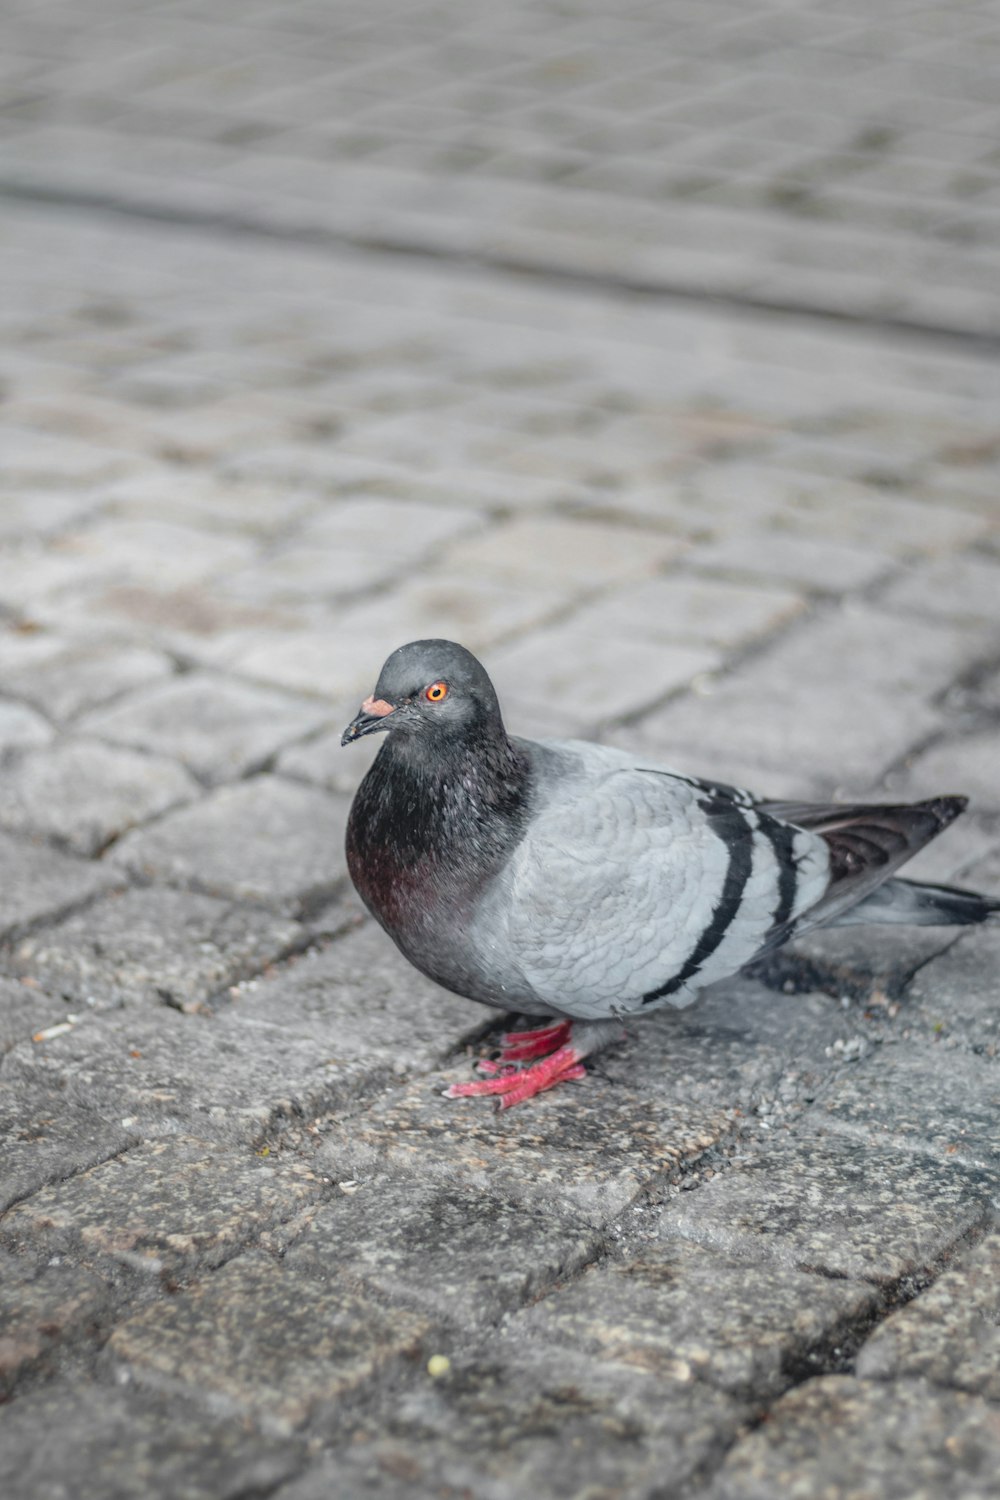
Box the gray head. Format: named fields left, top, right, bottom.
left=341, top=639, right=504, bottom=747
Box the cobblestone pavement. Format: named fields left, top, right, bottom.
left=2, top=3, right=1000, bottom=1498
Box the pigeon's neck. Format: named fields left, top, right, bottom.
left=346, top=724, right=531, bottom=929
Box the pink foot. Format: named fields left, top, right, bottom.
left=445, top=1042, right=587, bottom=1111
left=495, top=1019, right=571, bottom=1062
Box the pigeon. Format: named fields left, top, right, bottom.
left=342, top=639, right=999, bottom=1108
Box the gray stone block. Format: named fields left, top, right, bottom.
left=229, top=918, right=486, bottom=1070
left=0, top=1382, right=304, bottom=1500
left=813, top=1041, right=1000, bottom=1168
left=708, top=1376, right=1000, bottom=1500
left=0, top=633, right=174, bottom=722
left=1, top=1136, right=324, bottom=1277
left=856, top=1229, right=1000, bottom=1399
left=108, top=775, right=349, bottom=913
left=0, top=1251, right=109, bottom=1397
left=0, top=1088, right=138, bottom=1215
left=3, top=999, right=386, bottom=1145
left=631, top=603, right=991, bottom=793
left=6, top=885, right=304, bottom=1012
left=0, top=740, right=197, bottom=855
left=316, top=1068, right=733, bottom=1227
left=905, top=924, right=1000, bottom=1050
left=0, top=830, right=119, bottom=940
left=81, top=673, right=331, bottom=783
left=0, top=699, right=52, bottom=753
left=278, top=1340, right=747, bottom=1500
left=662, top=1135, right=993, bottom=1285
left=106, top=1252, right=430, bottom=1430
left=0, top=976, right=71, bottom=1055
left=514, top=1239, right=879, bottom=1401
left=285, top=1177, right=597, bottom=1327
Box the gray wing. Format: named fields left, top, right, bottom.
left=472, top=743, right=830, bottom=1020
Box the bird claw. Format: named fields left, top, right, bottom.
left=445, top=1041, right=586, bottom=1109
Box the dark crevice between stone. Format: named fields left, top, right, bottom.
left=666, top=1199, right=998, bottom=1498
left=4, top=179, right=1000, bottom=356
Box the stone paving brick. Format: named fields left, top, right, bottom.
left=2, top=997, right=382, bottom=1146
left=284, top=1177, right=597, bottom=1328
left=662, top=1135, right=994, bottom=1286
left=0, top=1136, right=324, bottom=1279
left=0, top=517, right=258, bottom=615
left=229, top=916, right=485, bottom=1072
left=316, top=1069, right=733, bottom=1228
left=106, top=1251, right=431, bottom=1431
left=856, top=1229, right=1000, bottom=1400
left=0, top=1382, right=304, bottom=1500
left=882, top=550, right=1000, bottom=625
left=0, top=700, right=53, bottom=753
left=81, top=672, right=331, bottom=783
left=442, top=515, right=686, bottom=593
left=0, top=1089, right=138, bottom=1215
left=108, top=774, right=349, bottom=913
left=0, top=977, right=70, bottom=1056
left=0, top=740, right=197, bottom=856
left=278, top=1342, right=748, bottom=1500
left=0, top=1251, right=110, bottom=1397
left=514, top=1239, right=879, bottom=1402
left=0, top=829, right=120, bottom=941
left=686, top=530, right=894, bottom=592
left=560, top=574, right=806, bottom=651
left=0, top=633, right=174, bottom=722
left=706, top=1376, right=1000, bottom=1500
left=487, top=622, right=719, bottom=739
left=629, top=603, right=994, bottom=795
left=890, top=728, right=1000, bottom=825
left=4, top=886, right=304, bottom=1013
left=905, top=924, right=1000, bottom=1053
left=811, top=1040, right=1000, bottom=1169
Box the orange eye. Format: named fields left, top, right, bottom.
left=424, top=680, right=448, bottom=703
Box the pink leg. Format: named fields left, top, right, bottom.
left=445, top=1019, right=624, bottom=1110
left=446, top=1042, right=587, bottom=1110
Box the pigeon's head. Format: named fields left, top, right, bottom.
left=341, top=639, right=503, bottom=747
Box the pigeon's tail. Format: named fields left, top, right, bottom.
left=829, top=876, right=1000, bottom=928
left=761, top=794, right=995, bottom=940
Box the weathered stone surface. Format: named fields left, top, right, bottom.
left=630, top=603, right=991, bottom=794
left=108, top=775, right=348, bottom=912
left=107, top=1252, right=430, bottom=1430
left=6, top=885, right=304, bottom=1011
left=814, top=1041, right=1000, bottom=1168
left=277, top=1341, right=747, bottom=1500
left=0, top=699, right=52, bottom=753
left=883, top=551, right=1000, bottom=624
left=514, top=1240, right=879, bottom=1401
left=0, top=1088, right=138, bottom=1215
left=662, top=1136, right=993, bottom=1286
left=230, top=917, right=489, bottom=1070
left=707, top=1377, right=1000, bottom=1500
left=81, top=673, right=331, bottom=783
left=0, top=830, right=119, bottom=940
left=4, top=1001, right=380, bottom=1145
left=905, top=924, right=1000, bottom=1050
left=285, top=1178, right=597, bottom=1326
left=0, top=976, right=70, bottom=1054
left=0, top=1251, right=109, bottom=1396
left=0, top=740, right=197, bottom=855
left=316, top=1068, right=733, bottom=1227
left=442, top=515, right=684, bottom=591
left=1, top=1137, right=323, bottom=1277
left=0, top=633, right=173, bottom=722
left=856, top=1230, right=1000, bottom=1400
left=0, top=1382, right=304, bottom=1500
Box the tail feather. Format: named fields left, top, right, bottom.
left=831, top=877, right=1000, bottom=929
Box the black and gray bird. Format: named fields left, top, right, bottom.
left=342, top=639, right=998, bottom=1108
